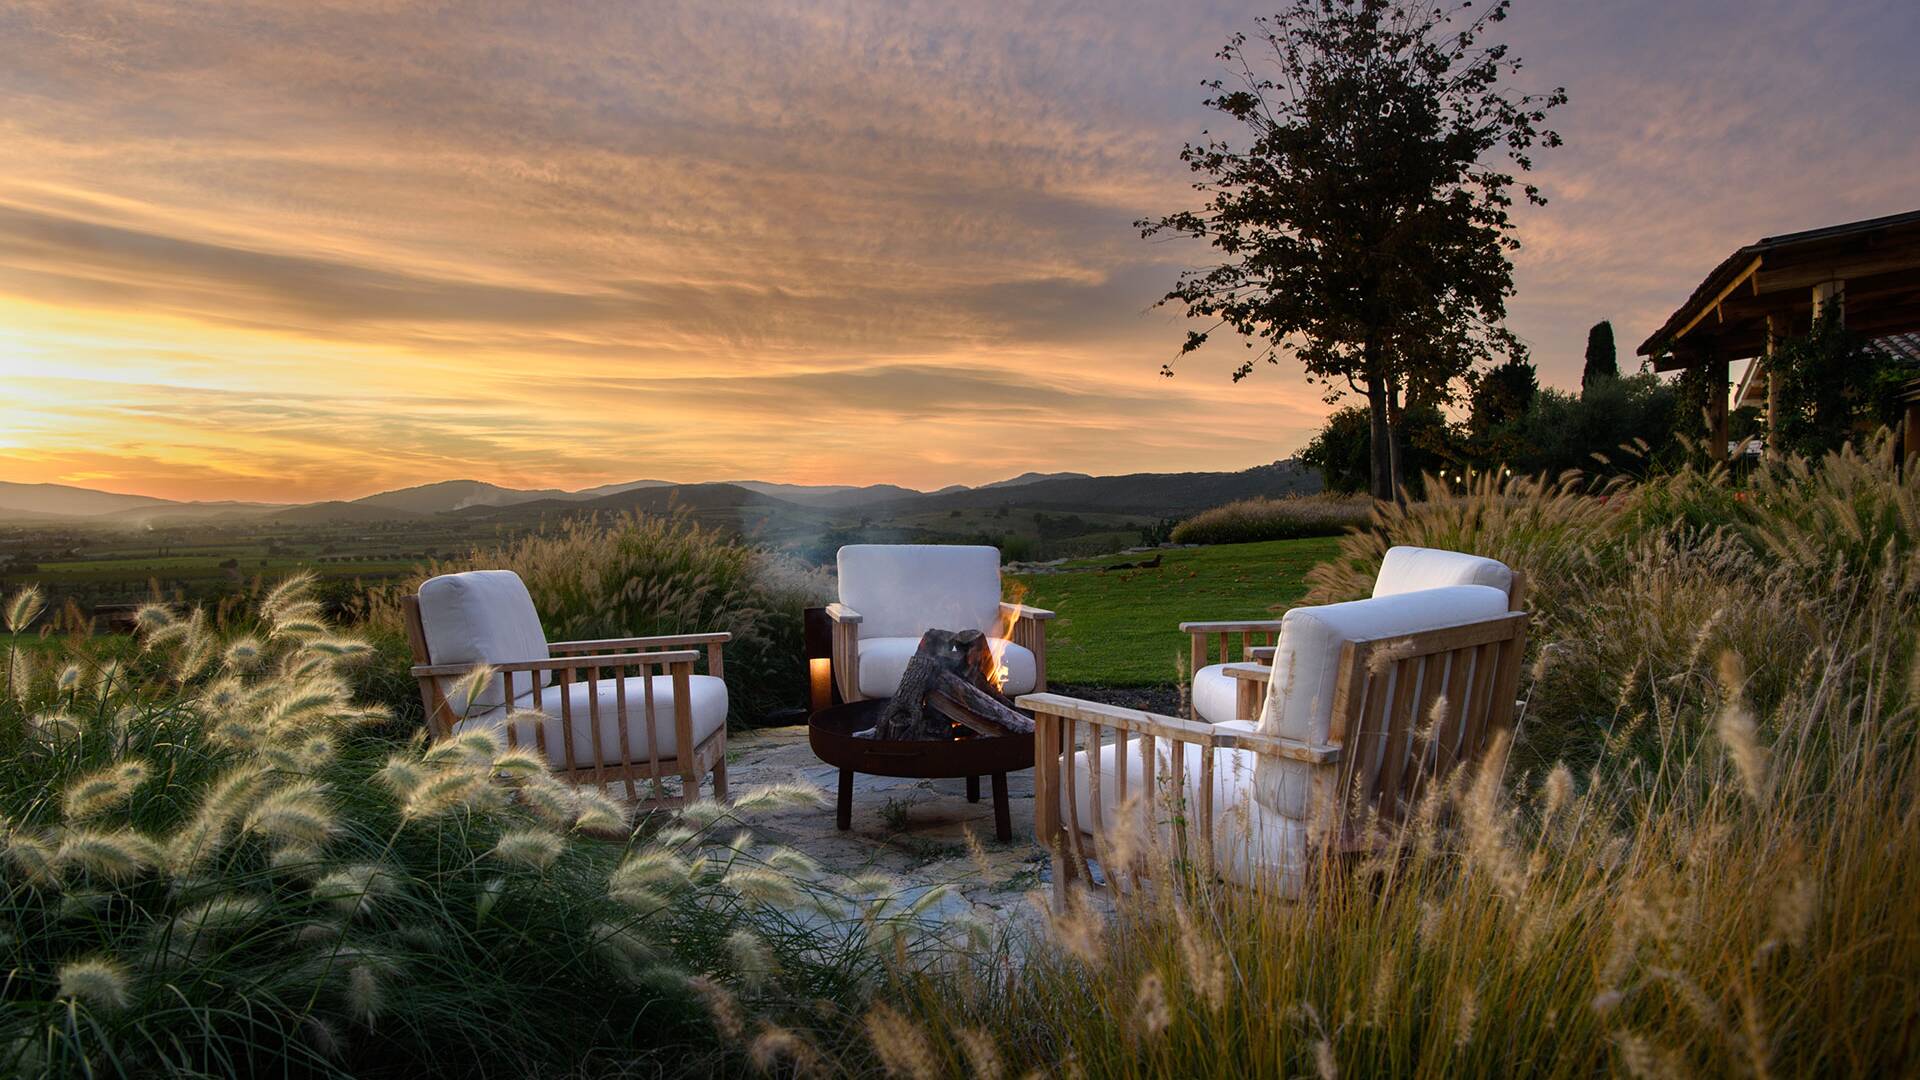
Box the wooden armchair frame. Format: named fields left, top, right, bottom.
left=827, top=601, right=1055, bottom=703
left=402, top=596, right=731, bottom=808
left=1023, top=608, right=1529, bottom=908
left=1183, top=572, right=1527, bottom=724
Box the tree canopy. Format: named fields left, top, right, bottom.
left=1142, top=0, right=1564, bottom=499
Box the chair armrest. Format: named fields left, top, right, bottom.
left=824, top=603, right=862, bottom=625
left=411, top=650, right=701, bottom=677
left=548, top=632, right=730, bottom=654
left=1220, top=663, right=1272, bottom=682
left=1015, top=693, right=1222, bottom=746
left=1178, top=619, right=1286, bottom=634
left=1214, top=728, right=1343, bottom=765
left=1248, top=646, right=1276, bottom=663
left=1000, top=602, right=1056, bottom=621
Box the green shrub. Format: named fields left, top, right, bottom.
left=0, top=581, right=904, bottom=1078
left=1170, top=495, right=1376, bottom=545
left=363, top=513, right=831, bottom=726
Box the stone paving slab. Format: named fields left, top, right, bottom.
left=719, top=724, right=1080, bottom=936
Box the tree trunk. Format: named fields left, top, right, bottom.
left=1363, top=342, right=1394, bottom=502
left=1385, top=376, right=1407, bottom=501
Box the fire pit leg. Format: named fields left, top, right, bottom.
left=836, top=767, right=854, bottom=831
left=966, top=775, right=981, bottom=803
left=991, top=772, right=1012, bottom=843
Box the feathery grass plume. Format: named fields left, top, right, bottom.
left=1045, top=894, right=1107, bottom=968
left=56, top=827, right=161, bottom=883
left=956, top=1027, right=1004, bottom=1080
left=490, top=746, right=548, bottom=781
left=9, top=649, right=33, bottom=704
left=848, top=870, right=901, bottom=898
left=729, top=782, right=829, bottom=811
left=571, top=787, right=630, bottom=834
left=426, top=728, right=501, bottom=765
left=764, top=846, right=821, bottom=879
left=1715, top=653, right=1770, bottom=803
left=256, top=677, right=351, bottom=736
left=2, top=827, right=59, bottom=886
left=751, top=1023, right=828, bottom=1078
left=447, top=663, right=497, bottom=714
left=1460, top=732, right=1528, bottom=899
left=171, top=894, right=268, bottom=939
left=313, top=864, right=396, bottom=916
left=1541, top=763, right=1575, bottom=821
left=588, top=917, right=658, bottom=965
left=864, top=1001, right=937, bottom=1080
left=520, top=776, right=582, bottom=825
left=677, top=798, right=728, bottom=829
left=242, top=782, right=338, bottom=846
left=609, top=849, right=692, bottom=901
left=132, top=602, right=174, bottom=633
left=688, top=975, right=744, bottom=1040
left=57, top=956, right=132, bottom=1012
left=1173, top=903, right=1226, bottom=1010
left=27, top=710, right=84, bottom=745
left=373, top=754, right=426, bottom=799
left=5, top=585, right=46, bottom=633
left=726, top=927, right=777, bottom=991
left=61, top=760, right=151, bottom=820
left=305, top=636, right=374, bottom=660
left=1133, top=971, right=1171, bottom=1039
left=401, top=768, right=492, bottom=820
left=723, top=866, right=804, bottom=909
left=56, top=664, right=80, bottom=691
left=346, top=960, right=384, bottom=1023
left=1767, top=875, right=1817, bottom=952
left=491, top=828, right=566, bottom=871
left=1314, top=1037, right=1339, bottom=1080
left=223, top=636, right=263, bottom=670
left=1455, top=987, right=1480, bottom=1048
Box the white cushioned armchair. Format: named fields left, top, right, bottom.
left=1025, top=579, right=1529, bottom=904
left=403, top=570, right=731, bottom=806
left=1183, top=546, right=1524, bottom=725
left=829, top=544, right=1054, bottom=701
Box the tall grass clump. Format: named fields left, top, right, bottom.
left=813, top=442, right=1917, bottom=1076
left=0, top=578, right=912, bottom=1078
left=365, top=511, right=831, bottom=725
left=1170, top=494, right=1376, bottom=545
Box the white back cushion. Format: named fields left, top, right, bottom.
left=1372, top=546, right=1513, bottom=599
left=418, top=570, right=551, bottom=712
left=836, top=545, right=1003, bottom=640
left=1253, top=585, right=1512, bottom=819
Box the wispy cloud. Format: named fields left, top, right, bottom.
left=0, top=0, right=1914, bottom=500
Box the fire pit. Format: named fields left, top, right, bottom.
left=808, top=698, right=1033, bottom=842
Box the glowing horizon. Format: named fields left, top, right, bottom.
left=3, top=0, right=1915, bottom=504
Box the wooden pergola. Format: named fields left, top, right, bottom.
left=1636, top=209, right=1920, bottom=459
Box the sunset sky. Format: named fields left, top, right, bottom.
left=2, top=0, right=1916, bottom=503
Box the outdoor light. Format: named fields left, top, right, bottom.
left=809, top=657, right=832, bottom=712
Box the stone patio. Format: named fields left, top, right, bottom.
left=719, top=723, right=1072, bottom=936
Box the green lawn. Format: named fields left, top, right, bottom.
left=1009, top=536, right=1343, bottom=686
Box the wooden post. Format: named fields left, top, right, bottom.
left=1901, top=378, right=1920, bottom=466
left=1707, top=348, right=1731, bottom=463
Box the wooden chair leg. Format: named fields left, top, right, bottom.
left=711, top=758, right=729, bottom=802
left=966, top=775, right=981, bottom=803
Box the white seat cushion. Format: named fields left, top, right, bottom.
left=837, top=544, right=1004, bottom=639
left=1191, top=663, right=1245, bottom=725
left=418, top=570, right=552, bottom=712
left=855, top=636, right=1036, bottom=699
left=1062, top=735, right=1311, bottom=896
left=455, top=673, right=728, bottom=767
left=1372, top=546, right=1513, bottom=599
left=1254, top=584, right=1511, bottom=820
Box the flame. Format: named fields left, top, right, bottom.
left=986, top=580, right=1026, bottom=692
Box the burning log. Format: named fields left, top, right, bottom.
left=857, top=628, right=1031, bottom=741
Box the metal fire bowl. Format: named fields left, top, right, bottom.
left=807, top=698, right=1034, bottom=779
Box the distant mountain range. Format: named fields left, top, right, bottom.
left=0, top=464, right=1314, bottom=526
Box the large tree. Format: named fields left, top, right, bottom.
left=1141, top=0, right=1564, bottom=499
